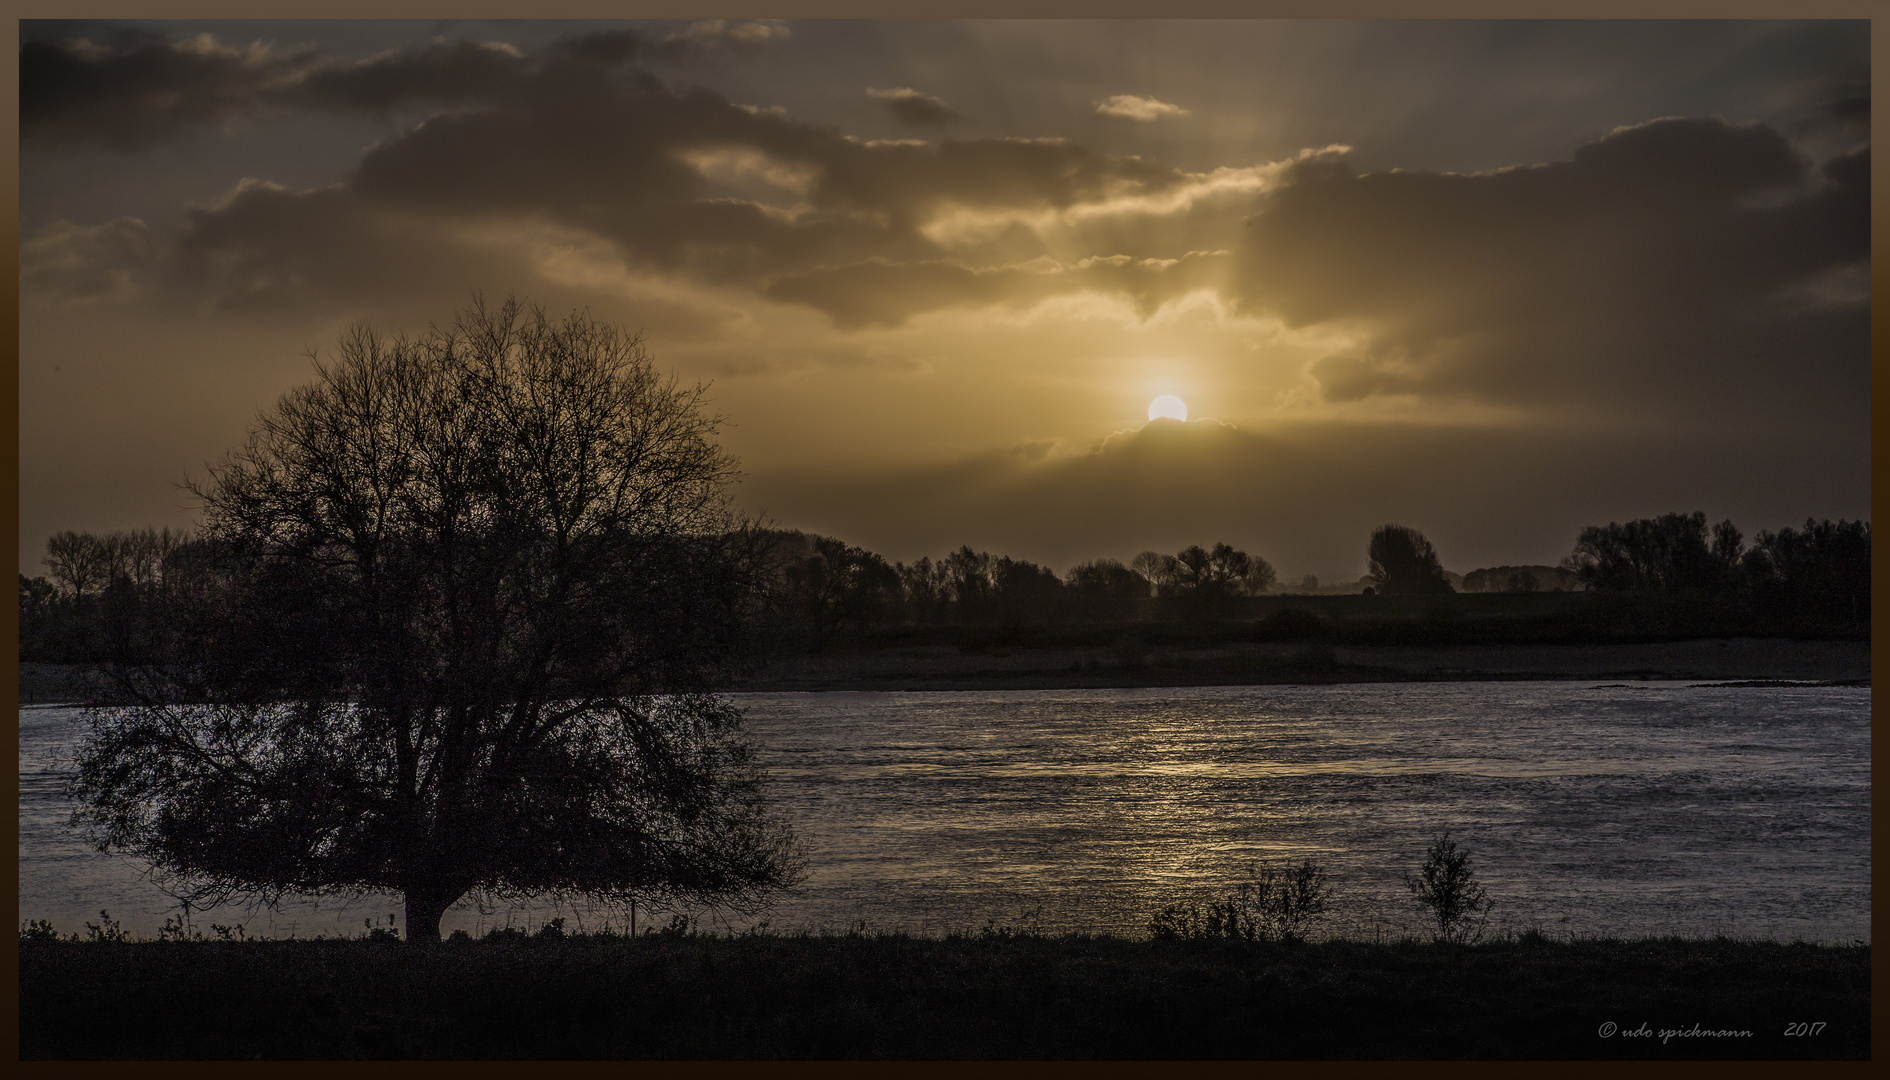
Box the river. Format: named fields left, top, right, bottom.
left=17, top=680, right=1870, bottom=942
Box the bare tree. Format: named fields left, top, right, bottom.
left=70, top=297, right=802, bottom=942
left=1131, top=550, right=1178, bottom=594
left=44, top=531, right=110, bottom=601
left=1404, top=830, right=1493, bottom=945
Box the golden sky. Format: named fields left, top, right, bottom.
left=18, top=19, right=1870, bottom=581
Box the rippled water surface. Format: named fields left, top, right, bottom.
left=18, top=681, right=1871, bottom=941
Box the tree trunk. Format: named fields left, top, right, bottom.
left=403, top=885, right=460, bottom=944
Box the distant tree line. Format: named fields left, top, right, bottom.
left=23, top=511, right=1868, bottom=663
left=758, top=534, right=1276, bottom=649
left=19, top=528, right=205, bottom=663
left=1562, top=511, right=1870, bottom=625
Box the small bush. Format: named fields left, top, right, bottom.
left=19, top=919, right=66, bottom=944
left=653, top=914, right=695, bottom=939
left=83, top=910, right=131, bottom=943
left=978, top=904, right=1046, bottom=941
left=1405, top=830, right=1494, bottom=945
left=157, top=914, right=204, bottom=942
left=1149, top=860, right=1335, bottom=942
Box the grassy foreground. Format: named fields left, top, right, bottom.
left=19, top=931, right=1869, bottom=1059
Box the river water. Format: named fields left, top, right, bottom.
left=17, top=681, right=1871, bottom=942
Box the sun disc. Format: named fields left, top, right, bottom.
left=1148, top=394, right=1188, bottom=421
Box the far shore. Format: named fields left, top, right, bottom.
left=730, top=637, right=1870, bottom=693
left=17, top=638, right=1870, bottom=705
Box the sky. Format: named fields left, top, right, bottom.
left=17, top=18, right=1871, bottom=584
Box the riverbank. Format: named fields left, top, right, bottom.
left=20, top=638, right=1869, bottom=703
left=19, top=932, right=1869, bottom=1059
left=731, top=637, right=1871, bottom=692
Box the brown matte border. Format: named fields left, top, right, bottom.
left=1, top=1, right=1883, bottom=15
left=4, top=12, right=19, bottom=1067
left=6, top=0, right=1879, bottom=1067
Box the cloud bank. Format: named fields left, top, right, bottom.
left=26, top=32, right=1864, bottom=434
left=19, top=23, right=1868, bottom=577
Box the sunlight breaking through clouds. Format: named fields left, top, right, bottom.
left=17, top=19, right=1869, bottom=578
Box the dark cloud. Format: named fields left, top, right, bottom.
left=166, top=182, right=458, bottom=312
left=21, top=29, right=325, bottom=151
left=20, top=28, right=644, bottom=149
left=1825, top=94, right=1868, bottom=122
left=293, top=38, right=538, bottom=112
left=867, top=86, right=962, bottom=126
left=95, top=37, right=1189, bottom=318
left=766, top=259, right=1048, bottom=329
left=550, top=29, right=641, bottom=68
left=764, top=250, right=1229, bottom=328
left=26, top=31, right=1868, bottom=438
left=1235, top=118, right=1868, bottom=426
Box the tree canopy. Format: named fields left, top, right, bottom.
left=1366, top=525, right=1454, bottom=595
left=70, top=297, right=801, bottom=941
left=1562, top=511, right=1742, bottom=594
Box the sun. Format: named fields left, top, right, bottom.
left=1148, top=394, right=1188, bottom=421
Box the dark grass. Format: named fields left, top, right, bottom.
left=19, top=931, right=1869, bottom=1059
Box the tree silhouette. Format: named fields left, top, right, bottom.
left=1131, top=550, right=1178, bottom=594
left=943, top=546, right=996, bottom=623
left=777, top=533, right=901, bottom=644
left=44, top=531, right=111, bottom=602
left=895, top=555, right=951, bottom=625
left=1064, top=559, right=1149, bottom=620
left=1562, top=511, right=1741, bottom=594
left=69, top=297, right=801, bottom=942
left=991, top=555, right=1064, bottom=625
left=1210, top=541, right=1276, bottom=596
left=1748, top=518, right=1871, bottom=623
left=1366, top=525, right=1454, bottom=595
left=1129, top=542, right=1275, bottom=618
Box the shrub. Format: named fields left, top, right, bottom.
left=83, top=910, right=131, bottom=943
left=978, top=904, right=1046, bottom=941
left=653, top=913, right=696, bottom=939
left=1404, top=830, right=1494, bottom=945
left=1148, top=860, right=1335, bottom=942
left=157, top=913, right=203, bottom=942
left=19, top=919, right=66, bottom=944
